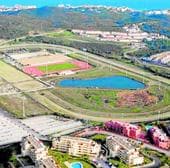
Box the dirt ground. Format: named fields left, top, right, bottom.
left=18, top=53, right=72, bottom=66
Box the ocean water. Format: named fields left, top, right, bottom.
left=0, top=0, right=169, bottom=10
left=59, top=76, right=145, bottom=90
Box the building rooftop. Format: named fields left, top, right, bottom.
left=25, top=135, right=45, bottom=150
left=107, top=135, right=137, bottom=151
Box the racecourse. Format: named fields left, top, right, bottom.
left=0, top=43, right=169, bottom=122
left=1, top=43, right=169, bottom=86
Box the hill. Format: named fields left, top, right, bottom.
left=0, top=6, right=170, bottom=39
left=0, top=15, right=53, bottom=39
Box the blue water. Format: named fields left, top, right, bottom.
left=0, top=0, right=170, bottom=10
left=71, top=162, right=83, bottom=168
left=59, top=76, right=145, bottom=90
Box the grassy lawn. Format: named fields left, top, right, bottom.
left=44, top=66, right=170, bottom=116
left=109, top=156, right=152, bottom=168
left=0, top=93, right=52, bottom=118
left=13, top=80, right=46, bottom=91
left=67, top=53, right=82, bottom=59
left=49, top=150, right=94, bottom=168
left=0, top=60, right=46, bottom=91
left=0, top=60, right=31, bottom=83
left=50, top=83, right=170, bottom=115
left=38, top=62, right=77, bottom=72
left=50, top=88, right=120, bottom=113
left=48, top=30, right=75, bottom=38
left=90, top=134, right=108, bottom=144
left=109, top=158, right=129, bottom=168
left=142, top=148, right=170, bottom=167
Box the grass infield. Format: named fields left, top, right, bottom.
left=37, top=62, right=77, bottom=72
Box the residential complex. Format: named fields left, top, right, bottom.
left=52, top=136, right=101, bottom=159
left=21, top=135, right=58, bottom=168
left=105, top=120, right=170, bottom=150
left=142, top=51, right=170, bottom=65
left=148, top=127, right=170, bottom=150
left=106, top=136, right=144, bottom=166
left=105, top=120, right=142, bottom=139
left=71, top=25, right=166, bottom=43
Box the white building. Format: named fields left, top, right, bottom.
left=71, top=27, right=166, bottom=44
left=21, top=135, right=58, bottom=168
left=106, top=136, right=144, bottom=166
left=52, top=136, right=101, bottom=159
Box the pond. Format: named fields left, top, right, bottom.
left=59, top=76, right=145, bottom=90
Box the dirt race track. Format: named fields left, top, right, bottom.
left=18, top=53, right=72, bottom=66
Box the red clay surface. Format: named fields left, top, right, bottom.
left=23, top=60, right=92, bottom=77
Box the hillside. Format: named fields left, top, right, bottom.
left=0, top=15, right=53, bottom=39
left=0, top=6, right=170, bottom=39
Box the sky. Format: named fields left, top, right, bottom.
left=0, top=0, right=170, bottom=10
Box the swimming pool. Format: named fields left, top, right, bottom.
left=59, top=76, right=145, bottom=90
left=70, top=162, right=83, bottom=168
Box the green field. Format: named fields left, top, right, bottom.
left=49, top=150, right=94, bottom=168
left=38, top=62, right=77, bottom=72
left=0, top=60, right=31, bottom=83
left=48, top=30, right=75, bottom=38
left=0, top=93, right=52, bottom=118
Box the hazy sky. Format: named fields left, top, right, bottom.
left=0, top=0, right=169, bottom=10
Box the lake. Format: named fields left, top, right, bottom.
left=0, top=0, right=170, bottom=10
left=59, top=76, right=145, bottom=90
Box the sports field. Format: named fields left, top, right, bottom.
left=38, top=62, right=77, bottom=72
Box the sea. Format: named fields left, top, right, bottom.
left=0, top=0, right=170, bottom=10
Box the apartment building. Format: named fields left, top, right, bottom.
left=52, top=136, right=101, bottom=159
left=106, top=136, right=144, bottom=166
left=71, top=27, right=166, bottom=43
left=21, top=135, right=58, bottom=168
left=148, top=127, right=170, bottom=150
left=105, top=120, right=142, bottom=139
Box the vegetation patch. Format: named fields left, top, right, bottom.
left=90, top=134, right=108, bottom=144
left=116, top=90, right=158, bottom=107
left=0, top=94, right=52, bottom=118
left=38, top=62, right=77, bottom=72
left=49, top=150, right=94, bottom=168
